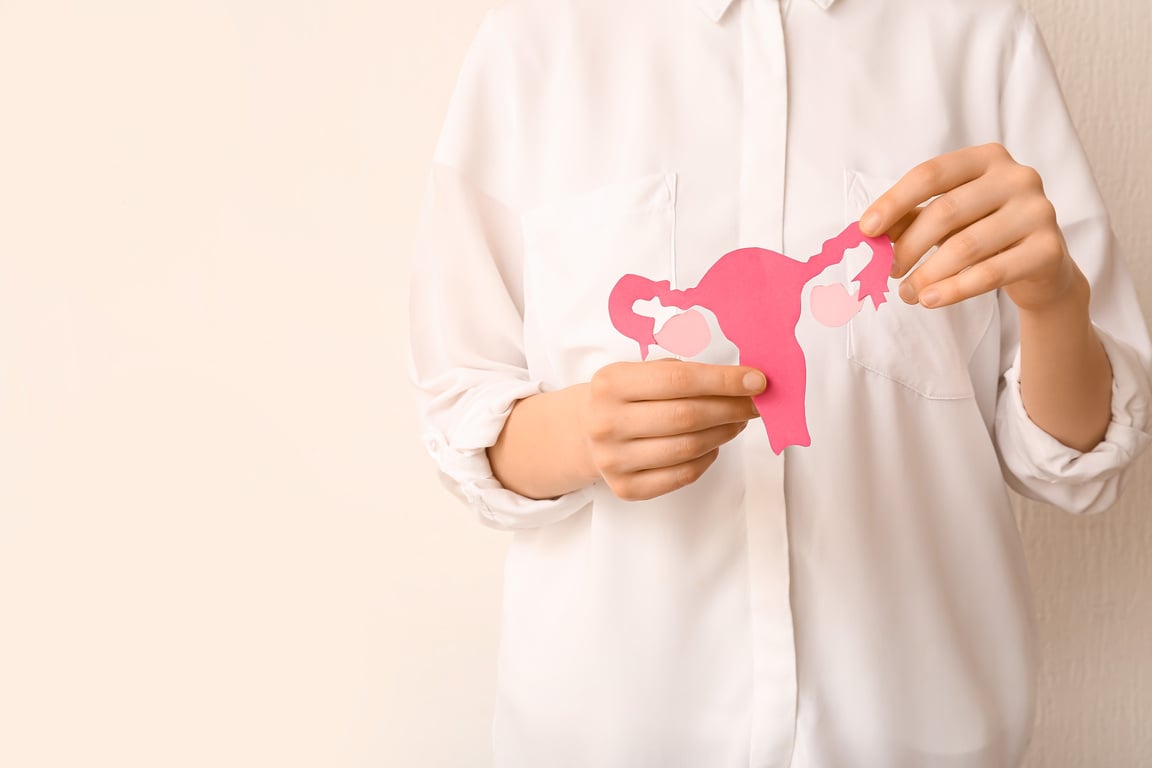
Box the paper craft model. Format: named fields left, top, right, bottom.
left=608, top=221, right=894, bottom=454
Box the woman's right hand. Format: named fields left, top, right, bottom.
left=579, top=360, right=766, bottom=501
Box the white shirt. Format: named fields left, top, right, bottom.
left=406, top=0, right=1152, bottom=765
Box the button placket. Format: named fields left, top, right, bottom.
left=738, top=0, right=799, bottom=766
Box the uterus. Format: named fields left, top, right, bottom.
left=608, top=221, right=894, bottom=454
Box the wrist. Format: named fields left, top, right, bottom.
left=1016, top=265, right=1091, bottom=327
left=566, top=382, right=603, bottom=485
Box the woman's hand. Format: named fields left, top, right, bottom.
left=859, top=142, right=1088, bottom=312
left=856, top=142, right=1113, bottom=452
left=578, top=360, right=765, bottom=501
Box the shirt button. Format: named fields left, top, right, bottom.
left=423, top=432, right=445, bottom=458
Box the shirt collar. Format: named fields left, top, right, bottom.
left=696, top=0, right=837, bottom=23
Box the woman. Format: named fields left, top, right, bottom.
left=408, top=0, right=1152, bottom=765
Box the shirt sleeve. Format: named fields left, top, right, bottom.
left=992, top=9, right=1152, bottom=515
left=407, top=11, right=595, bottom=531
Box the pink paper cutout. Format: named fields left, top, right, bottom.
left=608, top=221, right=894, bottom=454
left=653, top=309, right=712, bottom=357
left=810, top=283, right=865, bottom=327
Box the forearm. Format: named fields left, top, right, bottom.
left=486, top=384, right=600, bottom=500
left=1017, top=273, right=1113, bottom=452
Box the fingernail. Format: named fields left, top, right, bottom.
left=920, top=288, right=940, bottom=307
left=899, top=281, right=918, bottom=303
left=861, top=212, right=880, bottom=235
left=743, top=371, right=766, bottom=392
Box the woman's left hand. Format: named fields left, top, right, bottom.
left=859, top=142, right=1087, bottom=313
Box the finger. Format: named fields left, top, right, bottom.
left=608, top=421, right=748, bottom=474
left=889, top=174, right=1014, bottom=279
left=614, top=395, right=760, bottom=439
left=914, top=235, right=1056, bottom=308
left=898, top=203, right=1035, bottom=304
left=612, top=448, right=722, bottom=501
left=617, top=360, right=767, bottom=401
left=860, top=143, right=1008, bottom=237
left=884, top=206, right=924, bottom=249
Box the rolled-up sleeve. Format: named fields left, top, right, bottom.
left=407, top=12, right=594, bottom=530
left=996, top=319, right=1152, bottom=514
left=992, top=9, right=1152, bottom=514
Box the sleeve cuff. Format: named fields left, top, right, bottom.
left=995, top=323, right=1152, bottom=513
left=421, top=379, right=595, bottom=530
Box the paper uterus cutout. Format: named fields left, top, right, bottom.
left=608, top=221, right=894, bottom=454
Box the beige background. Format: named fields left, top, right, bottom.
left=0, top=1, right=1147, bottom=766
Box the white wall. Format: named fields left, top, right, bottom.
left=0, top=1, right=1145, bottom=766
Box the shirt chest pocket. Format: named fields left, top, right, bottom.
left=521, top=172, right=678, bottom=389
left=843, top=168, right=996, bottom=400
